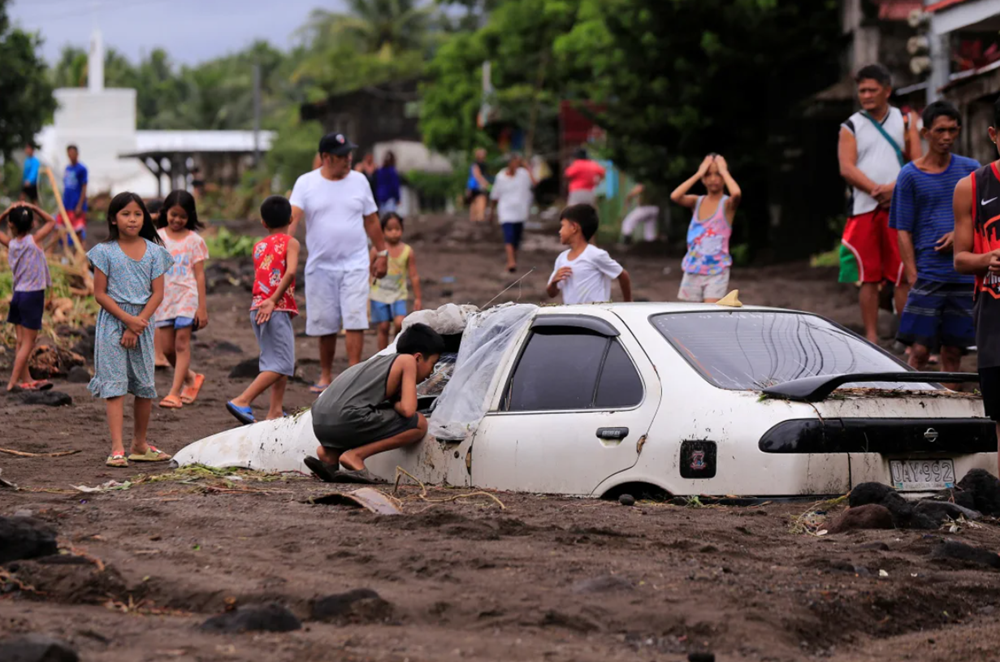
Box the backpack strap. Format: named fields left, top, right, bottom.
left=861, top=110, right=905, bottom=167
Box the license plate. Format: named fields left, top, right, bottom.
left=889, top=459, right=956, bottom=491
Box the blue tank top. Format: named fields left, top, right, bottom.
left=467, top=161, right=489, bottom=191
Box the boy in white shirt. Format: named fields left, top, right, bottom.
left=547, top=204, right=632, bottom=304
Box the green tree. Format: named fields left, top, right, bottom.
left=0, top=4, right=55, bottom=160
left=555, top=0, right=841, bottom=255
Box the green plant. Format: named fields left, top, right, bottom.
left=204, top=227, right=256, bottom=258
left=405, top=169, right=467, bottom=211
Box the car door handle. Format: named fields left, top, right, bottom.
left=596, top=427, right=629, bottom=441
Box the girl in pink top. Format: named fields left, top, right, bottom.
left=0, top=203, right=58, bottom=391
left=154, top=190, right=209, bottom=409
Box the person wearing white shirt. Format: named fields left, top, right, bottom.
left=547, top=204, right=632, bottom=305
left=289, top=133, right=389, bottom=392
left=488, top=153, right=536, bottom=273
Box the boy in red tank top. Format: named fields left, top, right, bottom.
left=227, top=196, right=301, bottom=425
left=953, top=96, right=1000, bottom=475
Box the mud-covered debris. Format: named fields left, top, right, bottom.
left=956, top=469, right=1000, bottom=517
left=848, top=482, right=937, bottom=529
left=0, top=516, right=58, bottom=563
left=28, top=345, right=85, bottom=379
left=19, top=391, right=72, bottom=407
left=0, top=634, right=78, bottom=662
left=930, top=540, right=1000, bottom=569
left=200, top=602, right=302, bottom=633
left=572, top=574, right=634, bottom=594
left=66, top=366, right=91, bottom=384
left=310, top=588, right=394, bottom=623
left=688, top=653, right=715, bottom=662
left=914, top=500, right=981, bottom=523
left=228, top=358, right=260, bottom=380
left=618, top=494, right=635, bottom=506
left=857, top=541, right=890, bottom=551
left=827, top=504, right=894, bottom=534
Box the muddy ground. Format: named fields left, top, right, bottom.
left=2, top=215, right=997, bottom=662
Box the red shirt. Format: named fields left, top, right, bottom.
left=251, top=234, right=298, bottom=316
left=564, top=159, right=606, bottom=192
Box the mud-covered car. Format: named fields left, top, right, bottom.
left=175, top=303, right=996, bottom=497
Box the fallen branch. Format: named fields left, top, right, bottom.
left=0, top=448, right=80, bottom=458
left=394, top=466, right=506, bottom=510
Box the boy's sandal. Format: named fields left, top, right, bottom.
left=226, top=401, right=255, bottom=425
left=128, top=446, right=172, bottom=462
left=106, top=452, right=128, bottom=468
left=308, top=383, right=330, bottom=394
left=180, top=373, right=206, bottom=404
left=159, top=395, right=183, bottom=409
left=21, top=380, right=53, bottom=392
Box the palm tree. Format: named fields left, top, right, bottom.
left=305, top=0, right=432, bottom=57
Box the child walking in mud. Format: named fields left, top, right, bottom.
left=670, top=154, right=742, bottom=303
left=547, top=204, right=632, bottom=304
left=155, top=190, right=209, bottom=409
left=305, top=323, right=444, bottom=482
left=1, top=202, right=58, bottom=392
left=88, top=193, right=174, bottom=468
left=226, top=196, right=300, bottom=425
left=370, top=212, right=422, bottom=351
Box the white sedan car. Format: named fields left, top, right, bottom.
left=175, top=303, right=997, bottom=497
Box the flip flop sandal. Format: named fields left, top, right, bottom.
left=22, top=380, right=53, bottom=392
left=180, top=373, right=206, bottom=404
left=309, top=383, right=330, bottom=394
left=159, top=395, right=183, bottom=409
left=106, top=452, right=128, bottom=468
left=303, top=455, right=339, bottom=482
left=330, top=468, right=385, bottom=485
left=226, top=401, right=256, bottom=425
left=128, top=446, right=172, bottom=462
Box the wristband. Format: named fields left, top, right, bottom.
left=376, top=250, right=388, bottom=258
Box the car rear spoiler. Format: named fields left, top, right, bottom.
left=761, top=372, right=980, bottom=403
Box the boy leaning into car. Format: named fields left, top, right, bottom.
left=304, top=323, right=445, bottom=482
left=953, top=95, right=1000, bottom=476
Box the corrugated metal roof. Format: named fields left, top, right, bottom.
left=131, top=130, right=276, bottom=154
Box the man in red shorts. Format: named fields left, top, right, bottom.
left=838, top=64, right=921, bottom=343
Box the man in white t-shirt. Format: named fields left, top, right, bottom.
left=547, top=204, right=632, bottom=304
left=488, top=153, right=536, bottom=273
left=290, top=133, right=389, bottom=391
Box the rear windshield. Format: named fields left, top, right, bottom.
left=651, top=311, right=912, bottom=390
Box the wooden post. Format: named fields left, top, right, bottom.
left=41, top=167, right=86, bottom=264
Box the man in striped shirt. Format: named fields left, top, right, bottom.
left=890, top=100, right=980, bottom=371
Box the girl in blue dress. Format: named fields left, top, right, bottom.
left=88, top=192, right=174, bottom=467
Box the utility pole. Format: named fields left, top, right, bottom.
left=252, top=63, right=262, bottom=167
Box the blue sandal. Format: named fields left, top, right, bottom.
left=226, top=401, right=255, bottom=425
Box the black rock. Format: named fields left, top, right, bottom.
left=930, top=540, right=1000, bottom=568
left=914, top=500, right=981, bottom=523
left=19, top=391, right=72, bottom=407
left=0, top=635, right=79, bottom=662
left=956, top=469, right=1000, bottom=516
left=228, top=358, right=260, bottom=380
left=66, top=366, right=91, bottom=384
left=849, top=482, right=937, bottom=529
left=310, top=588, right=387, bottom=622
left=618, top=494, right=635, bottom=507
left=70, top=338, right=95, bottom=361
left=200, top=603, right=301, bottom=633
left=214, top=341, right=243, bottom=354
left=0, top=516, right=59, bottom=563
left=688, top=654, right=715, bottom=662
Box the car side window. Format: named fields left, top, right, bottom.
left=505, top=329, right=643, bottom=412
left=594, top=340, right=643, bottom=408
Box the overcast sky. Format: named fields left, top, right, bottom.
left=10, top=0, right=341, bottom=65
